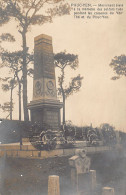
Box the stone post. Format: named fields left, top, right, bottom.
left=89, top=170, right=97, bottom=192
left=102, top=187, right=115, bottom=195
left=69, top=155, right=78, bottom=189
left=48, top=175, right=60, bottom=195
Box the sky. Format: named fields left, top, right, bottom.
left=0, top=0, right=126, bottom=131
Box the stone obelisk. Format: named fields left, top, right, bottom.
left=28, top=34, right=62, bottom=129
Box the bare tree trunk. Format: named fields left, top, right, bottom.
left=63, top=93, right=65, bottom=125
left=10, top=88, right=13, bottom=120
left=22, top=31, right=29, bottom=121
left=19, top=83, right=21, bottom=121
left=60, top=68, right=65, bottom=125
left=16, top=73, right=22, bottom=121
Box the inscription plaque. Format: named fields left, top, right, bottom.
left=34, top=36, right=55, bottom=80
left=46, top=111, right=59, bottom=129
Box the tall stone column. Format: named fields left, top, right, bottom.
left=28, top=34, right=62, bottom=129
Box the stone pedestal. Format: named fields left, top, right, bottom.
left=28, top=99, right=62, bottom=129
left=77, top=171, right=97, bottom=195
left=69, top=149, right=92, bottom=194
left=78, top=173, right=91, bottom=195
left=28, top=34, right=62, bottom=129
left=102, top=187, right=114, bottom=195
left=48, top=175, right=60, bottom=195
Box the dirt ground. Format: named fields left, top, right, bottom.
left=0, top=156, right=71, bottom=195
left=0, top=151, right=126, bottom=195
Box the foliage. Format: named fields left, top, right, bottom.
left=55, top=51, right=83, bottom=98
left=54, top=51, right=83, bottom=124
left=0, top=49, right=34, bottom=74
left=119, top=131, right=126, bottom=147
left=64, top=74, right=83, bottom=98
left=0, top=0, right=70, bottom=28
left=0, top=33, right=15, bottom=42
left=54, top=51, right=79, bottom=70
left=0, top=102, right=14, bottom=119
left=0, top=120, right=32, bottom=144
left=1, top=77, right=17, bottom=91
left=0, top=77, right=17, bottom=120
left=0, top=32, right=33, bottom=120
left=60, top=122, right=117, bottom=146
left=110, top=55, right=126, bottom=80
left=100, top=123, right=117, bottom=145
left=0, top=35, right=33, bottom=121
left=0, top=3, right=10, bottom=26
left=0, top=0, right=71, bottom=121
left=1, top=102, right=14, bottom=112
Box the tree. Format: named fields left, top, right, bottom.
left=54, top=51, right=83, bottom=125
left=0, top=77, right=17, bottom=120
left=0, top=0, right=70, bottom=121
left=0, top=33, right=23, bottom=120
left=100, top=123, right=116, bottom=145
left=0, top=102, right=14, bottom=119
left=109, top=55, right=126, bottom=80
left=1, top=78, right=17, bottom=120
left=0, top=48, right=34, bottom=121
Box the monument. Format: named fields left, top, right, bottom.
left=69, top=149, right=97, bottom=195
left=28, top=34, right=62, bottom=129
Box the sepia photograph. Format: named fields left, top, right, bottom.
left=0, top=0, right=126, bottom=194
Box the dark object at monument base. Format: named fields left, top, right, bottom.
left=29, top=125, right=76, bottom=150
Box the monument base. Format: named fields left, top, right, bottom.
left=28, top=99, right=63, bottom=130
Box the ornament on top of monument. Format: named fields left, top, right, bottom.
left=69, top=149, right=91, bottom=174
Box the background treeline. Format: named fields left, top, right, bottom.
left=0, top=119, right=125, bottom=147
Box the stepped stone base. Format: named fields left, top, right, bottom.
left=28, top=99, right=62, bottom=130
left=0, top=142, right=114, bottom=159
